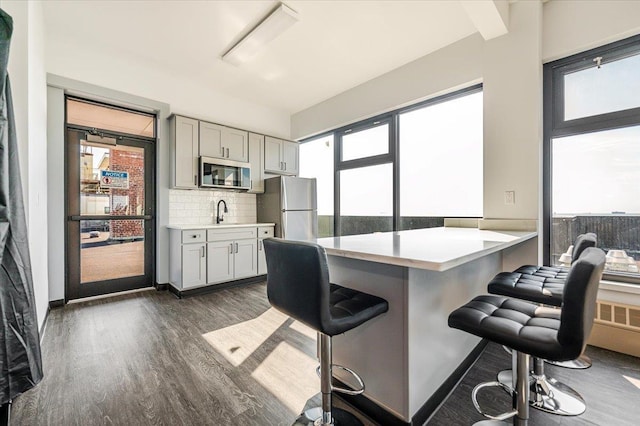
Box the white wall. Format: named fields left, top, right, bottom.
left=543, top=0, right=640, bottom=62
left=482, top=1, right=542, bottom=220
left=45, top=35, right=291, bottom=139
left=2, top=0, right=49, bottom=329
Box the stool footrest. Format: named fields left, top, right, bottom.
left=472, top=381, right=517, bottom=421
left=315, top=364, right=365, bottom=396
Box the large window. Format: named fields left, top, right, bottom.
left=399, top=90, right=483, bottom=229
left=545, top=34, right=640, bottom=282
left=299, top=134, right=334, bottom=237
left=299, top=85, right=483, bottom=237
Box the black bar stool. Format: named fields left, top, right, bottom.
left=263, top=238, right=389, bottom=426
left=486, top=233, right=597, bottom=416
left=448, top=247, right=605, bottom=425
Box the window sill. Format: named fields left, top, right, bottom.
left=600, top=280, right=640, bottom=294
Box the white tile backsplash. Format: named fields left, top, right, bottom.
left=169, top=189, right=257, bottom=225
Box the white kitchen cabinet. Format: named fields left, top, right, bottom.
left=206, top=241, right=234, bottom=284
left=181, top=244, right=207, bottom=288
left=170, top=229, right=207, bottom=289
left=199, top=121, right=224, bottom=159
left=282, top=140, right=299, bottom=175
left=234, top=239, right=258, bottom=279
left=199, top=122, right=248, bottom=162
left=207, top=228, right=257, bottom=284
left=224, top=127, right=249, bottom=162
left=264, top=136, right=299, bottom=175
left=248, top=133, right=265, bottom=193
left=169, top=225, right=273, bottom=293
left=257, top=226, right=274, bottom=275
left=170, top=115, right=199, bottom=189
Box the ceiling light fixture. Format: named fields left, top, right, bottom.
left=222, top=3, right=299, bottom=67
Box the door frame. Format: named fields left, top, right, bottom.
left=65, top=124, right=157, bottom=300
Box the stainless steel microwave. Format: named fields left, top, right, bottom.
left=199, top=157, right=251, bottom=190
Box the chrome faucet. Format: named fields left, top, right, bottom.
left=216, top=199, right=228, bottom=224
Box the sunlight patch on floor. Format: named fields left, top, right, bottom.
left=202, top=307, right=289, bottom=367
left=623, top=375, right=640, bottom=390
left=251, top=341, right=320, bottom=413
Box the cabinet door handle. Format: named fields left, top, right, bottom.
left=201, top=246, right=205, bottom=258
left=284, top=162, right=287, bottom=171
left=194, top=175, right=198, bottom=186
left=258, top=240, right=262, bottom=251
left=235, top=242, right=239, bottom=253
left=221, top=146, right=224, bottom=156
left=226, top=148, right=230, bottom=158
left=229, top=243, right=233, bottom=254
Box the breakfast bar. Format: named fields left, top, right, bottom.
left=315, top=226, right=537, bottom=423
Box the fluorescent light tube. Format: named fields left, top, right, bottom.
left=222, top=3, right=299, bottom=66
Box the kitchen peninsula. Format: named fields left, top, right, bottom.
left=316, top=226, right=537, bottom=424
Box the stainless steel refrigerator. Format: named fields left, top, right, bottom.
left=257, top=176, right=318, bottom=241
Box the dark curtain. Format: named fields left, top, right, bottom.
left=0, top=8, right=44, bottom=408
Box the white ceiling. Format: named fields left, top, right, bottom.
left=43, top=1, right=481, bottom=114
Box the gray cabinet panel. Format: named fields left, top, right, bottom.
left=224, top=128, right=249, bottom=162
left=181, top=243, right=206, bottom=288
left=207, top=241, right=234, bottom=284
left=248, top=133, right=264, bottom=193
left=264, top=136, right=282, bottom=173
left=199, top=121, right=224, bottom=159
left=173, top=116, right=199, bottom=188
left=282, top=140, right=299, bottom=175
left=234, top=239, right=257, bottom=279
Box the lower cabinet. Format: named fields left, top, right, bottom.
left=181, top=243, right=207, bottom=288
left=257, top=239, right=267, bottom=275
left=207, top=239, right=257, bottom=284
left=169, top=225, right=273, bottom=292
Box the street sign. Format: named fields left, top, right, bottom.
left=99, top=170, right=129, bottom=189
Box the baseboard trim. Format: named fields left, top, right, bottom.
left=155, top=282, right=169, bottom=291
left=334, top=339, right=488, bottom=425
left=168, top=275, right=266, bottom=299
left=49, top=299, right=64, bottom=309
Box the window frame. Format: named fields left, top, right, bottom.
left=543, top=33, right=640, bottom=284
left=300, top=83, right=483, bottom=236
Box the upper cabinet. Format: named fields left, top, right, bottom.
left=264, top=136, right=299, bottom=175
left=170, top=113, right=293, bottom=190
left=248, top=133, right=265, bottom=193
left=200, top=121, right=248, bottom=162
left=199, top=121, right=224, bottom=159
left=170, top=115, right=199, bottom=189
left=224, top=127, right=249, bottom=162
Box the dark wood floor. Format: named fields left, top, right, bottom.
left=11, top=283, right=640, bottom=425
left=428, top=342, right=640, bottom=425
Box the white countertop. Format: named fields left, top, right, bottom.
left=316, top=227, right=537, bottom=272
left=167, top=223, right=275, bottom=230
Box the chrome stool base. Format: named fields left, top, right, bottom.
left=497, top=370, right=586, bottom=416
left=293, top=407, right=363, bottom=426
left=545, top=354, right=592, bottom=369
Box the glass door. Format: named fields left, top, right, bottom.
left=66, top=129, right=155, bottom=300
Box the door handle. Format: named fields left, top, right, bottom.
left=259, top=240, right=262, bottom=251
left=226, top=148, right=230, bottom=158
left=221, top=146, right=224, bottom=156
left=201, top=246, right=205, bottom=257
left=229, top=243, right=233, bottom=254
left=235, top=242, right=239, bottom=253
left=284, top=162, right=287, bottom=171
left=194, top=175, right=197, bottom=186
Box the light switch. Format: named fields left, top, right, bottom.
left=504, top=191, right=515, bottom=205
